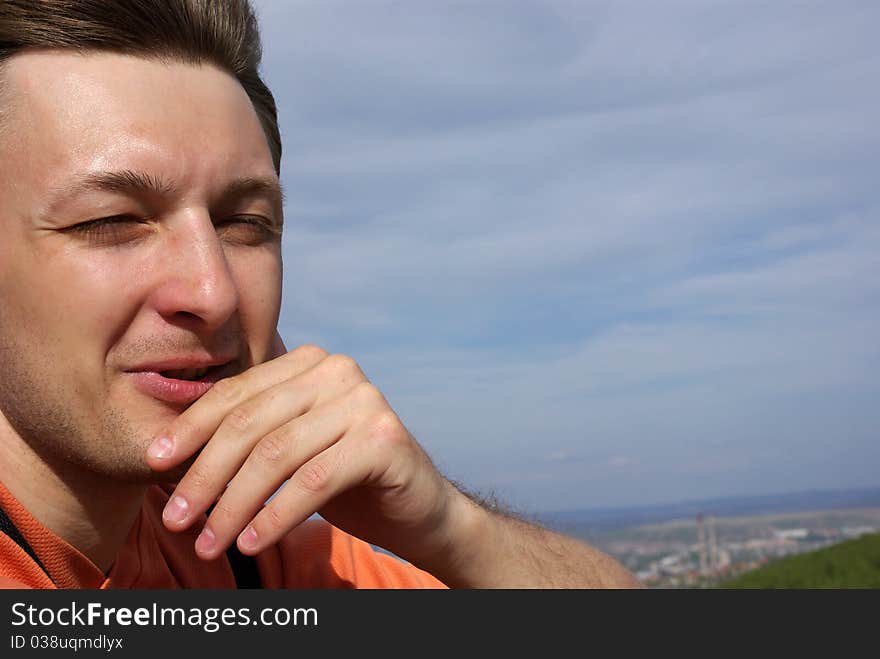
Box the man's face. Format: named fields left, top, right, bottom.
left=0, top=52, right=283, bottom=482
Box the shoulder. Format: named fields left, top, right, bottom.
left=271, top=518, right=447, bottom=589
left=0, top=534, right=51, bottom=589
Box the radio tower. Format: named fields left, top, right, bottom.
left=707, top=516, right=719, bottom=571
left=696, top=513, right=708, bottom=574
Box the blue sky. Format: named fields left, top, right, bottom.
left=252, top=0, right=880, bottom=513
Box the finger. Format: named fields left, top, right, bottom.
left=160, top=374, right=317, bottom=532
left=162, top=356, right=365, bottom=531
left=146, top=343, right=328, bottom=470
left=192, top=398, right=358, bottom=559
left=236, top=436, right=371, bottom=555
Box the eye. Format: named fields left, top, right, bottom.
left=67, top=215, right=152, bottom=246
left=216, top=215, right=282, bottom=246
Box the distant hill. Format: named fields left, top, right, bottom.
left=718, top=532, right=880, bottom=588
left=538, top=486, right=880, bottom=535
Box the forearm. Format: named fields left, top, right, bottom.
left=413, top=483, right=641, bottom=589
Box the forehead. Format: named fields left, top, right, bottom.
left=0, top=51, right=276, bottom=206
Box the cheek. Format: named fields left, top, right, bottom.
left=229, top=250, right=282, bottom=353
left=9, top=252, right=143, bottom=359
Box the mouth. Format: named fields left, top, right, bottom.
left=126, top=359, right=238, bottom=406
left=158, top=364, right=227, bottom=382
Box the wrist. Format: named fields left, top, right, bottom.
left=406, top=480, right=503, bottom=588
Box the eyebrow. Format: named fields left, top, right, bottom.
left=50, top=170, right=177, bottom=200
left=218, top=176, right=286, bottom=214
left=45, top=169, right=285, bottom=219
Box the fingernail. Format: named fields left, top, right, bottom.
left=162, top=495, right=189, bottom=524
left=239, top=526, right=259, bottom=551
left=196, top=526, right=216, bottom=554
left=147, top=436, right=173, bottom=460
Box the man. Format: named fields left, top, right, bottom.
left=0, top=0, right=638, bottom=589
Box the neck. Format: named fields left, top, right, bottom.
left=0, top=416, right=147, bottom=573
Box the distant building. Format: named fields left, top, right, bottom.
left=774, top=528, right=808, bottom=540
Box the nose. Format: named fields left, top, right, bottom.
left=148, top=210, right=240, bottom=332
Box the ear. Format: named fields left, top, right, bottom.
left=270, top=330, right=288, bottom=360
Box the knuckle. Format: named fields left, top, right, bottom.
left=295, top=344, right=328, bottom=362
left=295, top=459, right=331, bottom=495
left=255, top=432, right=287, bottom=465
left=325, top=353, right=360, bottom=375
left=223, top=404, right=255, bottom=435
left=352, top=381, right=384, bottom=405
left=261, top=504, right=286, bottom=533
left=367, top=410, right=405, bottom=447
left=209, top=376, right=241, bottom=402
left=211, top=500, right=237, bottom=524
left=182, top=462, right=213, bottom=491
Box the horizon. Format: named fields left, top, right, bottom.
left=537, top=483, right=880, bottom=516
left=253, top=1, right=880, bottom=514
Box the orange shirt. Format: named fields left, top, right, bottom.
left=0, top=483, right=446, bottom=589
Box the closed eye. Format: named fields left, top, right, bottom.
left=66, top=215, right=152, bottom=246
left=215, top=215, right=282, bottom=246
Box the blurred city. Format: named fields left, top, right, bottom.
left=538, top=489, right=880, bottom=588
left=607, top=510, right=878, bottom=587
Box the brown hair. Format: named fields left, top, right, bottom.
left=0, top=0, right=281, bottom=173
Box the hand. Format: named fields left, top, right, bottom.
left=145, top=338, right=456, bottom=563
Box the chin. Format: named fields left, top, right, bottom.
left=65, top=438, right=197, bottom=487
left=94, top=452, right=197, bottom=487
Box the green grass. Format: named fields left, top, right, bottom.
left=718, top=533, right=880, bottom=588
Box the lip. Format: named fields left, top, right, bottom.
left=125, top=357, right=237, bottom=406
left=126, top=355, right=236, bottom=373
